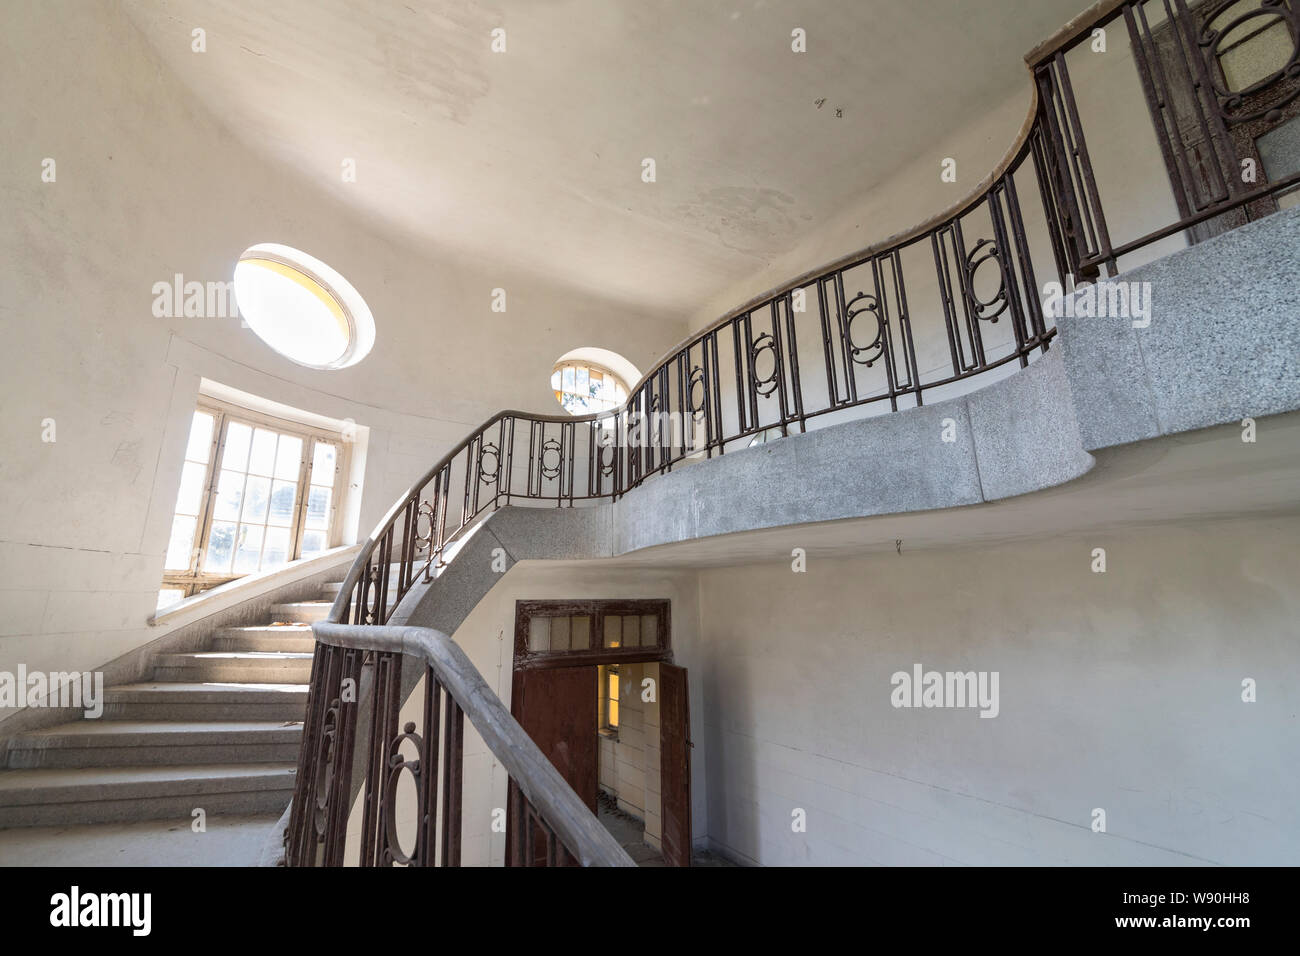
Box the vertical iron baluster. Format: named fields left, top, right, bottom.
left=1002, top=170, right=1049, bottom=351
left=985, top=186, right=1031, bottom=367
left=439, top=694, right=464, bottom=866
left=832, top=272, right=859, bottom=404
left=933, top=229, right=965, bottom=376
left=817, top=275, right=841, bottom=406
left=867, top=255, right=900, bottom=411
left=418, top=670, right=442, bottom=866
left=782, top=290, right=807, bottom=432
left=889, top=248, right=922, bottom=405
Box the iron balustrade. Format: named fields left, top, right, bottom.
left=285, top=0, right=1300, bottom=866
left=285, top=623, right=635, bottom=867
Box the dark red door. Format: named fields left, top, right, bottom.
left=659, top=663, right=692, bottom=867
left=508, top=665, right=598, bottom=864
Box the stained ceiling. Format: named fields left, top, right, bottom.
left=122, top=0, right=1088, bottom=319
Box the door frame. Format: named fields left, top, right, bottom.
left=508, top=599, right=683, bottom=864
left=511, top=599, right=673, bottom=672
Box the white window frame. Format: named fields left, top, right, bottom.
left=162, top=397, right=351, bottom=598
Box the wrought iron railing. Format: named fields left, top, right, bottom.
left=286, top=0, right=1300, bottom=866
left=285, top=623, right=635, bottom=867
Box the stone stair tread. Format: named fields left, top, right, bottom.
left=13, top=719, right=303, bottom=740
left=0, top=763, right=296, bottom=800
left=107, top=682, right=308, bottom=698
left=160, top=651, right=314, bottom=660
left=216, top=623, right=313, bottom=633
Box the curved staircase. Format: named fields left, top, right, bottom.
left=0, top=591, right=349, bottom=833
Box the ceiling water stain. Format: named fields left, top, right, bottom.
left=680, top=186, right=799, bottom=258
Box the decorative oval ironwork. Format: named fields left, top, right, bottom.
left=687, top=366, right=708, bottom=421
left=844, top=291, right=886, bottom=367
left=750, top=334, right=780, bottom=397
left=412, top=499, right=438, bottom=578
left=381, top=721, right=423, bottom=866
left=598, top=440, right=617, bottom=477
left=478, top=441, right=500, bottom=483
left=312, top=698, right=340, bottom=840
left=539, top=438, right=563, bottom=479
left=363, top=562, right=385, bottom=624
left=964, top=238, right=1009, bottom=322
left=1199, top=0, right=1300, bottom=124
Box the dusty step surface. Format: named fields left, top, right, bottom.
left=0, top=813, right=282, bottom=865
left=209, top=624, right=315, bottom=653
left=267, top=601, right=332, bottom=624
left=5, top=720, right=303, bottom=769
left=152, top=651, right=314, bottom=683
left=0, top=764, right=297, bottom=827
left=102, top=681, right=308, bottom=721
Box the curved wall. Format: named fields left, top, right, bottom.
left=0, top=0, right=686, bottom=684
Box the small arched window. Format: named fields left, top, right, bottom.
left=550, top=348, right=640, bottom=415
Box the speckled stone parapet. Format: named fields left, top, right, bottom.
left=1057, top=205, right=1300, bottom=451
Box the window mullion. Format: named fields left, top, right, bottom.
left=288, top=435, right=312, bottom=560
left=190, top=410, right=228, bottom=583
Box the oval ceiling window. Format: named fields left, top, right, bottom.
left=233, top=243, right=375, bottom=369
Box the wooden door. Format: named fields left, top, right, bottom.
left=508, top=665, right=598, bottom=865
left=659, top=663, right=692, bottom=867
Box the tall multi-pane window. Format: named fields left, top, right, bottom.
left=551, top=361, right=629, bottom=415
left=159, top=400, right=346, bottom=608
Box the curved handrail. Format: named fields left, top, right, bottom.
left=329, top=74, right=1058, bottom=629
left=309, top=622, right=635, bottom=867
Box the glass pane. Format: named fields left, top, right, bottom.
left=264, top=526, right=291, bottom=567
left=241, top=475, right=271, bottom=523
left=571, top=615, right=591, bottom=650
left=174, top=461, right=206, bottom=516
left=551, top=616, right=570, bottom=651
left=164, top=515, right=196, bottom=570
left=248, top=428, right=277, bottom=476
left=213, top=470, right=245, bottom=521
left=641, top=614, right=658, bottom=647
left=311, top=443, right=337, bottom=487
left=268, top=480, right=297, bottom=527
left=185, top=411, right=214, bottom=463
left=562, top=366, right=575, bottom=391
left=622, top=615, right=641, bottom=648
left=248, top=429, right=279, bottom=478
left=233, top=524, right=264, bottom=574
left=205, top=521, right=237, bottom=573
left=608, top=677, right=619, bottom=727
left=603, top=615, right=621, bottom=648
left=528, top=616, right=550, bottom=652
left=298, top=529, right=325, bottom=558
left=306, top=486, right=331, bottom=530
left=275, top=435, right=303, bottom=480
left=157, top=588, right=185, bottom=611
left=222, top=421, right=252, bottom=471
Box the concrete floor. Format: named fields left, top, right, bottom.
left=0, top=813, right=280, bottom=866
left=597, top=797, right=735, bottom=867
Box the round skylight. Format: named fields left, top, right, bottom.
left=233, top=243, right=375, bottom=369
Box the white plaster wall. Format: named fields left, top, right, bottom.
left=0, top=1, right=687, bottom=686
left=695, top=516, right=1300, bottom=866
left=342, top=562, right=702, bottom=866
